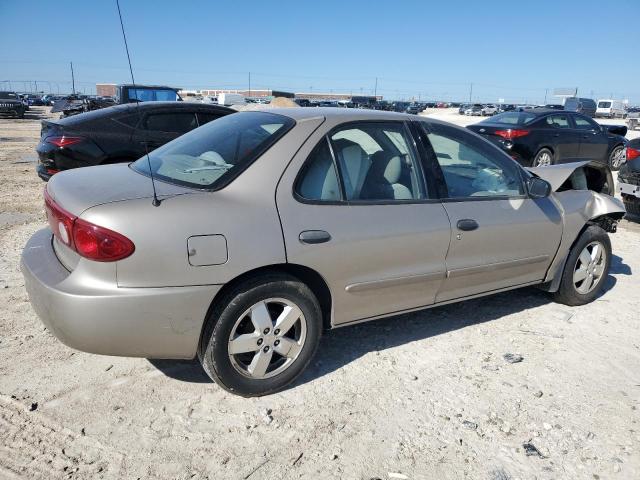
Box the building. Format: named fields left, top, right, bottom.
left=96, top=83, right=117, bottom=97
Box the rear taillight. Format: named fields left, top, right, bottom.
left=494, top=129, right=530, bottom=140
left=44, top=188, right=134, bottom=262
left=626, top=146, right=640, bottom=161
left=45, top=136, right=84, bottom=148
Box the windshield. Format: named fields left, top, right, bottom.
left=0, top=92, right=18, bottom=99
left=598, top=101, right=612, bottom=108
left=132, top=112, right=294, bottom=189
left=485, top=111, right=537, bottom=125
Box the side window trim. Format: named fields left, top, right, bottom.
left=419, top=121, right=528, bottom=202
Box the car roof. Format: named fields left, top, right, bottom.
left=255, top=107, right=416, bottom=122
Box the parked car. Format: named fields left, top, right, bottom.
left=618, top=137, right=640, bottom=215
left=21, top=108, right=625, bottom=396
left=542, top=104, right=564, bottom=110
left=0, top=91, right=26, bottom=118
left=27, top=94, right=45, bottom=106
left=481, top=104, right=498, bottom=116
left=465, top=104, right=483, bottom=116
left=627, top=107, right=640, bottom=131
left=595, top=99, right=625, bottom=119
left=467, top=109, right=628, bottom=169
left=564, top=97, right=597, bottom=117
left=406, top=104, right=421, bottom=115
left=35, top=102, right=233, bottom=180
left=458, top=104, right=469, bottom=114
left=498, top=104, right=516, bottom=113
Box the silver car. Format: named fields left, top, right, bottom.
left=21, top=108, right=625, bottom=396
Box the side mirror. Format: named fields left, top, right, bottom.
left=528, top=177, right=552, bottom=198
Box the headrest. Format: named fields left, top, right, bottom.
left=369, top=151, right=402, bottom=183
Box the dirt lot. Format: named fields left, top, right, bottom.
left=1, top=107, right=639, bottom=480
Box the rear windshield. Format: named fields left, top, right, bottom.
left=485, top=111, right=537, bottom=125
left=132, top=111, right=294, bottom=190
left=598, top=101, right=612, bottom=108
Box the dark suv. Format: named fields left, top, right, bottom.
left=0, top=91, right=26, bottom=118
left=36, top=102, right=233, bottom=180
left=563, top=97, right=597, bottom=117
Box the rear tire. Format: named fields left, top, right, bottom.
left=198, top=273, right=322, bottom=397
left=533, top=148, right=554, bottom=167
left=609, top=145, right=625, bottom=171
left=552, top=225, right=611, bottom=306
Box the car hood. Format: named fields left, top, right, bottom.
left=526, top=161, right=593, bottom=191
left=46, top=163, right=192, bottom=216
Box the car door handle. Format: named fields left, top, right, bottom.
left=299, top=230, right=331, bottom=244
left=456, top=219, right=479, bottom=231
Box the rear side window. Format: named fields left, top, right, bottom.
left=573, top=115, right=599, bottom=130
left=132, top=112, right=294, bottom=189
left=112, top=113, right=140, bottom=128
left=295, top=139, right=341, bottom=201
left=145, top=113, right=197, bottom=133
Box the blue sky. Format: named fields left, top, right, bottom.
left=1, top=0, right=639, bottom=103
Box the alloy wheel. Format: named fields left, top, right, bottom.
left=610, top=146, right=625, bottom=169
left=536, top=151, right=552, bottom=167
left=227, top=298, right=307, bottom=379
left=573, top=241, right=606, bottom=294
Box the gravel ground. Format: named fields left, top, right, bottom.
left=0, top=107, right=639, bottom=480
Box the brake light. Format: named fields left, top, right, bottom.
left=627, top=146, right=640, bottom=161
left=45, top=136, right=84, bottom=147
left=43, top=188, right=134, bottom=262
left=494, top=129, right=530, bottom=140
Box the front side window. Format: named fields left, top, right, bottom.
left=545, top=114, right=570, bottom=128
left=132, top=112, right=294, bottom=189
left=145, top=113, right=197, bottom=133
left=425, top=123, right=524, bottom=198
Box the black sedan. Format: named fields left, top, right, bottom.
left=467, top=109, right=628, bottom=169
left=36, top=102, right=233, bottom=180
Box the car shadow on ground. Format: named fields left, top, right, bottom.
left=149, top=254, right=632, bottom=389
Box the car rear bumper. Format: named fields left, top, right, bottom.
left=21, top=228, right=219, bottom=359
left=619, top=181, right=640, bottom=198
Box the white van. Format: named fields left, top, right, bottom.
left=596, top=99, right=625, bottom=118
left=217, top=93, right=246, bottom=106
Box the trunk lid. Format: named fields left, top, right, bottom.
left=46, top=163, right=193, bottom=216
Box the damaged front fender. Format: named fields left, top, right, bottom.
left=540, top=189, right=625, bottom=292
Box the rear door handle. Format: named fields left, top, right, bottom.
left=299, top=230, right=331, bottom=244
left=456, top=219, right=479, bottom=231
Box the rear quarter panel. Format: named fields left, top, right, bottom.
left=81, top=116, right=326, bottom=288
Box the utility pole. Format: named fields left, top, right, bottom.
left=374, top=77, right=378, bottom=98
left=469, top=82, right=473, bottom=103
left=248, top=72, right=251, bottom=98
left=544, top=88, right=548, bottom=104
left=70, top=61, right=76, bottom=94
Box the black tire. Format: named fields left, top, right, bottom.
left=533, top=147, right=554, bottom=167
left=609, top=145, right=625, bottom=171
left=198, top=273, right=322, bottom=397
left=552, top=225, right=611, bottom=306
left=622, top=195, right=640, bottom=216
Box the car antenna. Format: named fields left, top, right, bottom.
left=115, top=0, right=161, bottom=207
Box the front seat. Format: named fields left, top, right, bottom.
left=360, top=151, right=413, bottom=200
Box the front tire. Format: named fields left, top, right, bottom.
left=552, top=225, right=611, bottom=306
left=609, top=145, right=625, bottom=171
left=198, top=273, right=322, bottom=396
left=622, top=194, right=640, bottom=216
left=533, top=148, right=554, bottom=167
